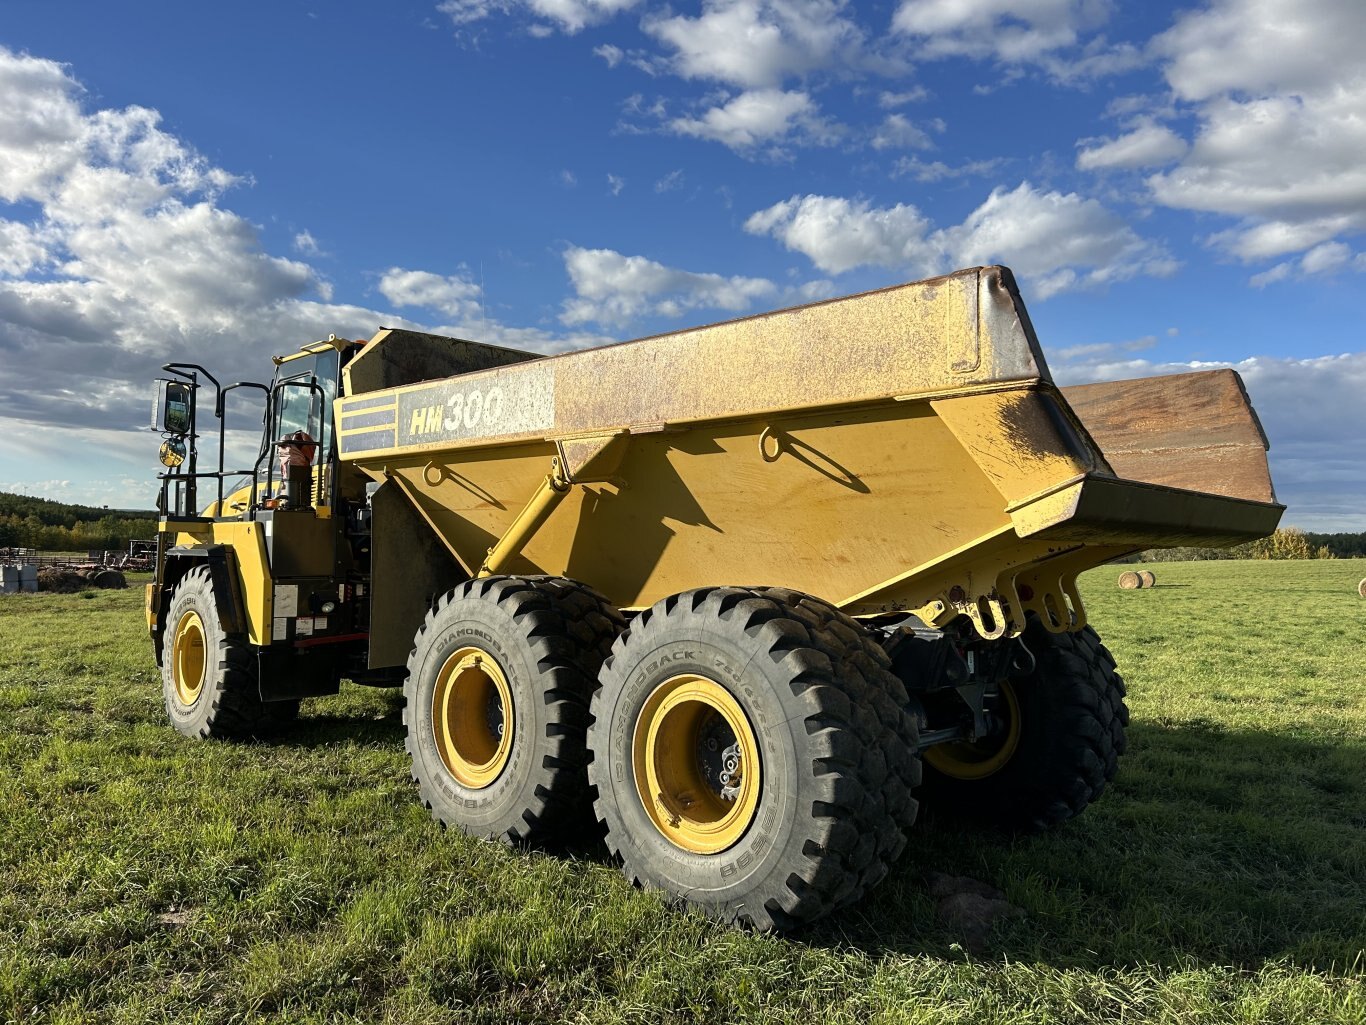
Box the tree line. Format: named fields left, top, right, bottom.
left=0, top=492, right=157, bottom=552
left=1139, top=527, right=1365, bottom=563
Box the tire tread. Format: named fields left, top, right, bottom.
left=403, top=574, right=624, bottom=845
left=590, top=585, right=921, bottom=931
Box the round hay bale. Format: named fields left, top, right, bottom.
left=93, top=569, right=127, bottom=590
left=1118, top=571, right=1142, bottom=590
left=1359, top=577, right=1366, bottom=598
left=1138, top=570, right=1156, bottom=588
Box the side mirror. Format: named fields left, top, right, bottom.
left=152, top=380, right=193, bottom=435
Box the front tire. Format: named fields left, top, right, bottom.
left=162, top=566, right=296, bottom=739
left=403, top=575, right=623, bottom=845
left=919, top=621, right=1129, bottom=831
left=589, top=586, right=920, bottom=931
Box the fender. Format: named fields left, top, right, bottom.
left=152, top=545, right=248, bottom=664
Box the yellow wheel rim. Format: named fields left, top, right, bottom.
left=432, top=645, right=515, bottom=789
left=171, top=610, right=207, bottom=706
left=924, top=680, right=1022, bottom=780
left=632, top=674, right=762, bottom=855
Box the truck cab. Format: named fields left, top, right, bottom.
left=147, top=336, right=376, bottom=727
left=146, top=327, right=534, bottom=733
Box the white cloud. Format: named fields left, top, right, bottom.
left=1147, top=90, right=1366, bottom=233
left=0, top=51, right=88, bottom=202
left=0, top=219, right=49, bottom=277
left=530, top=0, right=640, bottom=32
left=785, top=278, right=839, bottom=304
left=871, top=113, right=933, bottom=150
left=644, top=0, right=867, bottom=89
left=745, top=183, right=1176, bottom=296
left=594, top=43, right=624, bottom=67
left=0, top=43, right=608, bottom=496
left=667, top=89, right=838, bottom=153
left=293, top=229, right=320, bottom=255
left=1053, top=336, right=1156, bottom=361
left=1249, top=242, right=1359, bottom=287
left=892, top=0, right=1098, bottom=59
left=437, top=0, right=503, bottom=25
left=1076, top=120, right=1188, bottom=170
left=607, top=172, right=625, bottom=195
left=1154, top=0, right=1366, bottom=102
left=743, top=195, right=934, bottom=275
left=654, top=168, right=684, bottom=192
left=69, top=201, right=315, bottom=314
left=1142, top=0, right=1366, bottom=266
left=937, top=183, right=1177, bottom=297
left=0, top=48, right=313, bottom=341
left=878, top=87, right=929, bottom=107
left=559, top=246, right=776, bottom=326
left=888, top=0, right=1143, bottom=83
left=378, top=268, right=483, bottom=318
left=437, top=0, right=640, bottom=34
left=1249, top=262, right=1293, bottom=289
left=1209, top=217, right=1359, bottom=263
left=1047, top=39, right=1144, bottom=81
left=890, top=155, right=1004, bottom=182
left=1300, top=240, right=1352, bottom=275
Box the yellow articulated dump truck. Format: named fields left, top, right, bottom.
left=147, top=265, right=1282, bottom=930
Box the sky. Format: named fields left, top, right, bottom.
left=0, top=0, right=1362, bottom=529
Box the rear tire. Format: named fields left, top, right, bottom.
left=589, top=586, right=920, bottom=931
left=162, top=566, right=295, bottom=739
left=919, top=621, right=1128, bottom=832
left=403, top=575, right=624, bottom=845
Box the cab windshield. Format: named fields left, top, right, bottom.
left=270, top=349, right=339, bottom=454
left=256, top=348, right=341, bottom=507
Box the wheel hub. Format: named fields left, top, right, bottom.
left=632, top=674, right=761, bottom=854
left=432, top=646, right=515, bottom=789
left=171, top=610, right=207, bottom=706
left=923, top=679, right=1022, bottom=780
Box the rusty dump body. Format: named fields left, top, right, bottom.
left=335, top=265, right=1281, bottom=643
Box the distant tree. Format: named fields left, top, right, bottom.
left=1233, top=527, right=1318, bottom=560
left=1142, top=526, right=1345, bottom=562
left=1304, top=531, right=1366, bottom=558
left=1139, top=546, right=1234, bottom=563
left=0, top=492, right=157, bottom=552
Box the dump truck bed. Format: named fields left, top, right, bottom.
left=335, top=266, right=1282, bottom=639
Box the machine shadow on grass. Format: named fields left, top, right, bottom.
left=799, top=720, right=1365, bottom=973
left=278, top=688, right=408, bottom=749
left=258, top=692, right=1364, bottom=973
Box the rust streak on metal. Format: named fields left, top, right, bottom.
left=1063, top=369, right=1276, bottom=504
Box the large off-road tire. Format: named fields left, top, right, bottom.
left=162, top=566, right=298, bottom=739
left=404, top=575, right=624, bottom=846
left=918, top=621, right=1128, bottom=832
left=588, top=586, right=920, bottom=932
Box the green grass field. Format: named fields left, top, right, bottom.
left=2, top=560, right=1364, bottom=1024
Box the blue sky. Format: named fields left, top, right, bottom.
left=0, top=0, right=1362, bottom=529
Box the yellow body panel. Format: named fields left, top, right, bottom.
left=334, top=266, right=1282, bottom=638
left=164, top=520, right=274, bottom=646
